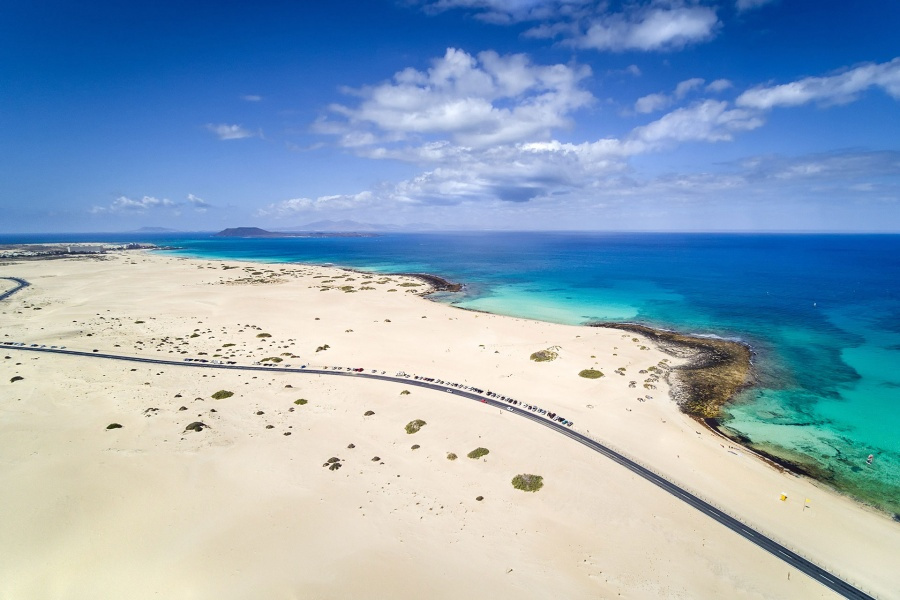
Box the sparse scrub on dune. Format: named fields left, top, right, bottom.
left=511, top=474, right=544, bottom=492
left=256, top=333, right=271, bottom=338
left=447, top=453, right=458, bottom=461
left=405, top=419, right=426, bottom=434
left=467, top=447, right=490, bottom=459
left=294, top=399, right=308, bottom=405
left=530, top=349, right=558, bottom=362
left=578, top=369, right=604, bottom=379
left=211, top=390, right=234, bottom=400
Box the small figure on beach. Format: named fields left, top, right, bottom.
left=866, top=454, right=874, bottom=465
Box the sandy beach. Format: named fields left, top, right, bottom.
left=1, top=250, right=898, bottom=599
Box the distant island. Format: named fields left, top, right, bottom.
left=131, top=226, right=179, bottom=233
left=214, top=227, right=376, bottom=238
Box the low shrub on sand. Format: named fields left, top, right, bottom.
left=294, top=399, right=308, bottom=405
left=256, top=333, right=272, bottom=338
left=578, top=369, right=604, bottom=379
left=211, top=390, right=234, bottom=400
left=405, top=419, right=427, bottom=434
left=511, top=474, right=544, bottom=492
left=447, top=453, right=458, bottom=461
left=467, top=447, right=490, bottom=459
left=530, top=349, right=558, bottom=362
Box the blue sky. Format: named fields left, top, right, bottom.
left=2, top=0, right=899, bottom=232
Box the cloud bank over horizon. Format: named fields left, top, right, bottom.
left=2, top=0, right=899, bottom=232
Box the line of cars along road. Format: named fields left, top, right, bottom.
left=2, top=342, right=572, bottom=428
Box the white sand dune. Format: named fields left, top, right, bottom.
left=0, top=251, right=897, bottom=599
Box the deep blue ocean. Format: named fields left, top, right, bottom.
left=4, top=231, right=898, bottom=514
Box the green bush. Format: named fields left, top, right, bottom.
left=405, top=419, right=427, bottom=434
left=511, top=474, right=544, bottom=492
left=530, top=349, right=558, bottom=362
left=467, top=447, right=490, bottom=459
left=256, top=333, right=271, bottom=338
left=447, top=453, right=458, bottom=461
left=211, top=390, right=234, bottom=400
left=294, top=398, right=308, bottom=405
left=578, top=369, right=604, bottom=379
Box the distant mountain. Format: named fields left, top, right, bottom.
left=278, top=220, right=396, bottom=232
left=214, top=227, right=280, bottom=237
left=278, top=219, right=442, bottom=232
left=214, top=227, right=376, bottom=238
left=131, top=226, right=179, bottom=233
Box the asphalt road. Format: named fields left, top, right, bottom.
left=0, top=277, right=29, bottom=301
left=1, top=274, right=876, bottom=599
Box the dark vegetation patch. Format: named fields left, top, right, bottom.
left=405, top=419, right=426, bottom=434
left=511, top=474, right=544, bottom=492
left=467, top=447, right=490, bottom=459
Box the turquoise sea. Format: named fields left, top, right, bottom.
left=3, top=231, right=898, bottom=515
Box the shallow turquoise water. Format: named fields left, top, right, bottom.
left=3, top=231, right=897, bottom=513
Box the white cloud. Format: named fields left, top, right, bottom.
left=421, top=0, right=590, bottom=24
left=418, top=1, right=720, bottom=53
left=736, top=0, right=776, bottom=12
left=635, top=92, right=670, bottom=114
left=256, top=192, right=376, bottom=217
left=91, top=194, right=215, bottom=215
left=736, top=57, right=900, bottom=110
left=633, top=77, right=706, bottom=113
left=629, top=100, right=764, bottom=148
left=317, top=47, right=593, bottom=148
left=186, top=194, right=212, bottom=212
left=241, top=94, right=262, bottom=102
left=528, top=4, right=720, bottom=52
left=205, top=123, right=256, bottom=140
left=674, top=77, right=705, bottom=98
left=706, top=78, right=733, bottom=93
left=91, top=195, right=175, bottom=214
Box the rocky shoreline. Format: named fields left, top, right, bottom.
left=401, top=272, right=464, bottom=293
left=593, top=322, right=754, bottom=420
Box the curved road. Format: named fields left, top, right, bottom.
left=0, top=277, right=29, bottom=301
left=1, top=344, right=875, bottom=599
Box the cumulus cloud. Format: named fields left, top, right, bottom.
left=419, top=0, right=591, bottom=24
left=706, top=78, right=733, bottom=93
left=634, top=77, right=707, bottom=113
left=629, top=100, right=764, bottom=148
left=568, top=5, right=719, bottom=52
left=205, top=123, right=257, bottom=140
left=91, top=194, right=213, bottom=215
left=417, top=1, right=720, bottom=53
left=635, top=92, right=670, bottom=114
left=256, top=192, right=376, bottom=217
left=91, top=196, right=175, bottom=214
left=736, top=57, right=900, bottom=110
left=316, top=47, right=593, bottom=148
